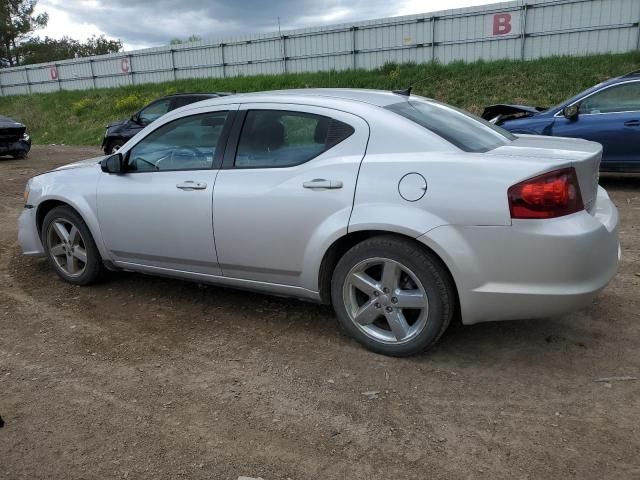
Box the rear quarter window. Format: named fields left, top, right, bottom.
left=386, top=98, right=515, bottom=153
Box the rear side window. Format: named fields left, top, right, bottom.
left=386, top=99, right=515, bottom=153
left=235, top=110, right=354, bottom=168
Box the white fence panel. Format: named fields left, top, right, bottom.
left=1, top=0, right=639, bottom=96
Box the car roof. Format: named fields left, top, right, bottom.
left=252, top=88, right=410, bottom=107
left=161, top=92, right=232, bottom=99
left=189, top=88, right=410, bottom=111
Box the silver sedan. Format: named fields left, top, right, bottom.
left=18, top=89, right=620, bottom=356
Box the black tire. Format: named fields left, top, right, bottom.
left=12, top=152, right=27, bottom=159
left=42, top=206, right=104, bottom=286
left=105, top=139, right=125, bottom=155
left=331, top=235, right=455, bottom=357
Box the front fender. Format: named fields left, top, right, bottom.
left=30, top=167, right=110, bottom=261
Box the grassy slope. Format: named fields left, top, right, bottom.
left=1, top=51, right=639, bottom=146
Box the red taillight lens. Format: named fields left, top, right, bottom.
left=508, top=167, right=584, bottom=219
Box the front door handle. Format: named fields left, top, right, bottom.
left=624, top=120, right=640, bottom=127
left=176, top=181, right=207, bottom=190
left=303, top=179, right=343, bottom=189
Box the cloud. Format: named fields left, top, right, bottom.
left=35, top=0, right=496, bottom=50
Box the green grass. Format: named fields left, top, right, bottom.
left=2, top=51, right=640, bottom=146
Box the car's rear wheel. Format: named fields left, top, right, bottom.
left=12, top=152, right=27, bottom=159
left=331, top=236, right=455, bottom=356
left=42, top=206, right=104, bottom=285
left=105, top=139, right=125, bottom=155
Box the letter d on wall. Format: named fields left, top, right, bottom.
left=493, top=13, right=512, bottom=35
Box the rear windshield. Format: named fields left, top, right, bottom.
left=385, top=98, right=515, bottom=153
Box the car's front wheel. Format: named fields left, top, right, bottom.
left=42, top=206, right=104, bottom=285
left=331, top=236, right=455, bottom=356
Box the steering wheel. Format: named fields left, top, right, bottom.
left=165, top=146, right=207, bottom=168
left=132, top=156, right=159, bottom=171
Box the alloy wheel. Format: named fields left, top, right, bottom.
left=342, top=257, right=429, bottom=344
left=46, top=219, right=88, bottom=277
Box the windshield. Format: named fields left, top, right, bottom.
left=386, top=98, right=515, bottom=153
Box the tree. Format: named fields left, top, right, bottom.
left=0, top=0, right=48, bottom=66
left=17, top=35, right=122, bottom=65
left=170, top=35, right=202, bottom=45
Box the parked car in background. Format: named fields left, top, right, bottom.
left=102, top=92, right=232, bottom=154
left=0, top=115, right=32, bottom=159
left=20, top=89, right=619, bottom=356
left=482, top=70, right=640, bottom=172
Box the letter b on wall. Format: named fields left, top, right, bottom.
left=493, top=13, right=512, bottom=35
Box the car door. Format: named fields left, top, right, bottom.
left=213, top=103, right=369, bottom=287
left=551, top=80, right=640, bottom=169
left=97, top=105, right=238, bottom=275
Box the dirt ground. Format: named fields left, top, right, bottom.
left=0, top=145, right=639, bottom=480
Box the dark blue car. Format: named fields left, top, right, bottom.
left=482, top=71, right=640, bottom=172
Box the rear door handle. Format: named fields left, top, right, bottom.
left=303, top=179, right=343, bottom=189
left=624, top=120, right=640, bottom=127
left=176, top=181, right=207, bottom=190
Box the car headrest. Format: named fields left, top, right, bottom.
left=250, top=119, right=285, bottom=152
left=314, top=118, right=330, bottom=144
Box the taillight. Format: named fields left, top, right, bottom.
left=508, top=167, right=584, bottom=219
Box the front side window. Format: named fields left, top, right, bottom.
left=579, top=82, right=640, bottom=114
left=235, top=110, right=354, bottom=168
left=127, top=111, right=228, bottom=172
left=386, top=98, right=515, bottom=153
left=138, top=99, right=171, bottom=124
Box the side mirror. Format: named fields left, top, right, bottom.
left=562, top=104, right=579, bottom=120
left=101, top=153, right=125, bottom=174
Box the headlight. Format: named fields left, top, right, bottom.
left=24, top=179, right=31, bottom=204
left=22, top=132, right=30, bottom=141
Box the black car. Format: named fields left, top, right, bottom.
left=0, top=115, right=31, bottom=159
left=102, top=92, right=232, bottom=154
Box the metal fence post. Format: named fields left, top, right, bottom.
left=352, top=26, right=357, bottom=69
left=129, top=54, right=134, bottom=85
left=89, top=59, right=97, bottom=89
left=220, top=43, right=226, bottom=78
left=637, top=7, right=640, bottom=50
left=24, top=69, right=32, bottom=94
left=521, top=2, right=528, bottom=60
left=55, top=63, right=62, bottom=91
left=170, top=49, right=177, bottom=81
left=282, top=35, right=288, bottom=74
left=431, top=16, right=437, bottom=63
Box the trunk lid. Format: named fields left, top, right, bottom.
left=490, top=134, right=601, bottom=213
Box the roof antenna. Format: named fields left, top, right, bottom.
left=392, top=86, right=412, bottom=97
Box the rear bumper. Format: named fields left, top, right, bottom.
left=418, top=186, right=620, bottom=325
left=18, top=207, right=44, bottom=256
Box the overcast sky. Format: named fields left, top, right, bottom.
left=34, top=0, right=498, bottom=51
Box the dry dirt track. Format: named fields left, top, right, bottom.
left=1, top=145, right=639, bottom=480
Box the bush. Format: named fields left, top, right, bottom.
left=114, top=94, right=145, bottom=113
left=71, top=97, right=95, bottom=116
